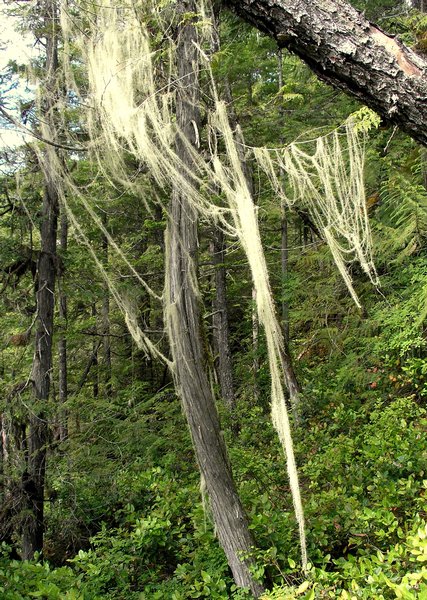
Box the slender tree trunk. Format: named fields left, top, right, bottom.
left=58, top=212, right=68, bottom=442
left=0, top=415, right=8, bottom=529
left=22, top=0, right=59, bottom=559
left=101, top=215, right=112, bottom=397
left=422, top=149, right=427, bottom=190
left=280, top=207, right=289, bottom=341
left=76, top=340, right=102, bottom=396
left=210, top=2, right=235, bottom=412
left=92, top=304, right=99, bottom=399
left=211, top=230, right=235, bottom=410
left=0, top=413, right=21, bottom=548
left=303, top=224, right=309, bottom=248
left=102, top=289, right=112, bottom=396
left=0, top=414, right=9, bottom=494
left=225, top=0, right=427, bottom=148
left=277, top=50, right=289, bottom=346
left=165, top=2, right=264, bottom=595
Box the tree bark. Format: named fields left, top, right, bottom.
left=165, top=2, right=264, bottom=596
left=58, top=212, right=68, bottom=442
left=224, top=0, right=427, bottom=147
left=211, top=230, right=236, bottom=411
left=277, top=49, right=289, bottom=346
left=210, top=4, right=236, bottom=413
left=76, top=340, right=102, bottom=396
left=101, top=217, right=112, bottom=398
left=91, top=304, right=99, bottom=399
left=0, top=414, right=10, bottom=497
left=22, top=0, right=59, bottom=559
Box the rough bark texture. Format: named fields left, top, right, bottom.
left=166, top=2, right=264, bottom=596
left=225, top=0, right=427, bottom=147
left=22, top=0, right=59, bottom=559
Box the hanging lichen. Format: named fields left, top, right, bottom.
left=253, top=122, right=379, bottom=308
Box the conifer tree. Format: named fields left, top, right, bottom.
left=22, top=0, right=60, bottom=559
left=165, top=1, right=265, bottom=594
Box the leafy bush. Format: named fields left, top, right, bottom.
left=262, top=518, right=427, bottom=599
left=0, top=544, right=86, bottom=600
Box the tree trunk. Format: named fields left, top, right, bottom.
left=76, top=340, right=102, bottom=395
left=210, top=4, right=235, bottom=413
left=422, top=149, right=427, bottom=190
left=22, top=0, right=59, bottom=559
left=224, top=0, right=427, bottom=147
left=101, top=215, right=112, bottom=397
left=165, top=2, right=264, bottom=596
left=277, top=49, right=289, bottom=346
left=211, top=230, right=235, bottom=411
left=58, top=212, right=68, bottom=442
left=0, top=414, right=10, bottom=496
left=102, top=287, right=112, bottom=397
left=280, top=203, right=289, bottom=343
left=92, top=304, right=99, bottom=399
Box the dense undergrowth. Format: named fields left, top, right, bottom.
left=2, top=249, right=427, bottom=599
left=1, top=391, right=427, bottom=599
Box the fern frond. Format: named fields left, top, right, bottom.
left=378, top=172, right=427, bottom=260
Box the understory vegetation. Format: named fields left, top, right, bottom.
left=1, top=0, right=427, bottom=598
